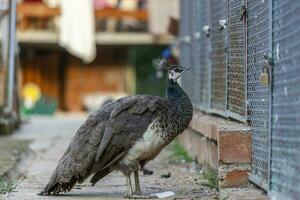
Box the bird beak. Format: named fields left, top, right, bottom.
left=183, top=68, right=190, bottom=71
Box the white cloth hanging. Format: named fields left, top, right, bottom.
left=59, top=0, right=96, bottom=63
left=148, top=0, right=180, bottom=35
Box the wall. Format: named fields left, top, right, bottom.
left=20, top=47, right=132, bottom=111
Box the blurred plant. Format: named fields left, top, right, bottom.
left=0, top=178, right=16, bottom=195
left=202, top=170, right=218, bottom=190
left=169, top=140, right=193, bottom=163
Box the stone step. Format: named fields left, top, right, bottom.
left=220, top=188, right=268, bottom=200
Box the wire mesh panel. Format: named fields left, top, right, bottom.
left=190, top=0, right=201, bottom=107
left=198, top=0, right=211, bottom=110
left=227, top=0, right=247, bottom=119
left=247, top=0, right=272, bottom=190
left=180, top=0, right=192, bottom=98
left=270, top=1, right=300, bottom=199
left=189, top=0, right=211, bottom=110
left=210, top=0, right=227, bottom=113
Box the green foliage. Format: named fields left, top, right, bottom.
left=0, top=178, right=16, bottom=195
left=202, top=170, right=218, bottom=190
left=169, top=140, right=193, bottom=163
left=129, top=45, right=167, bottom=96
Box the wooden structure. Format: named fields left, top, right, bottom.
left=16, top=2, right=170, bottom=112
left=17, top=2, right=148, bottom=30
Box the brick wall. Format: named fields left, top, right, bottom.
left=178, top=109, right=252, bottom=189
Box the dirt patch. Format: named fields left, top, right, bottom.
left=136, top=141, right=219, bottom=200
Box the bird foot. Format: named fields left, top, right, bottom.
left=123, top=193, right=155, bottom=199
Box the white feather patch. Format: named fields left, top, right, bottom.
left=120, top=122, right=163, bottom=165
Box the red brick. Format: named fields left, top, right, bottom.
left=219, top=131, right=251, bottom=163
left=219, top=169, right=250, bottom=188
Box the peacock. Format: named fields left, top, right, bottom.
left=39, top=57, right=193, bottom=198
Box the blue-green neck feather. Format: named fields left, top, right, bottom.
left=166, top=79, right=186, bottom=101
left=163, top=78, right=193, bottom=137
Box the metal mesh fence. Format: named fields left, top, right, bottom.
left=179, top=0, right=300, bottom=195
left=227, top=0, right=247, bottom=118
left=180, top=0, right=192, bottom=98
left=198, top=0, right=211, bottom=110
left=188, top=0, right=211, bottom=110
left=247, top=0, right=272, bottom=190
left=210, top=0, right=227, bottom=113
left=190, top=0, right=201, bottom=107
left=180, top=0, right=211, bottom=110
left=270, top=0, right=300, bottom=199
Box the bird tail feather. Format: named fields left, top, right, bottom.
left=38, top=154, right=82, bottom=195
left=90, top=168, right=111, bottom=186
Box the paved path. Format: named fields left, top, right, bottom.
left=2, top=114, right=217, bottom=200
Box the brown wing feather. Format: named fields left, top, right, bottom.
left=40, top=102, right=115, bottom=195
left=90, top=96, right=168, bottom=184
left=40, top=95, right=168, bottom=195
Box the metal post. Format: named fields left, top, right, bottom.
left=267, top=0, right=273, bottom=194
left=6, top=0, right=16, bottom=113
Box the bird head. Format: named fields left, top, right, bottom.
left=152, top=57, right=190, bottom=81
left=167, top=65, right=190, bottom=81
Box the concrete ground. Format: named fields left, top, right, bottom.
left=1, top=114, right=218, bottom=200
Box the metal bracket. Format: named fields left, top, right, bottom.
left=194, top=32, right=201, bottom=40
left=202, top=25, right=210, bottom=37
left=219, top=19, right=227, bottom=30
left=263, top=52, right=273, bottom=68
left=240, top=5, right=247, bottom=20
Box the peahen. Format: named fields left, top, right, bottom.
left=40, top=58, right=193, bottom=198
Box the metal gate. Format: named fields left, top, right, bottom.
left=247, top=0, right=272, bottom=190
left=210, top=0, right=227, bottom=113
left=270, top=0, right=300, bottom=199
left=227, top=0, right=247, bottom=120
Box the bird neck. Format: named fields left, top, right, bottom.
left=164, top=78, right=193, bottom=137
left=166, top=79, right=192, bottom=114
left=166, top=79, right=188, bottom=102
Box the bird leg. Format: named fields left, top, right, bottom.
left=123, top=171, right=154, bottom=199
left=125, top=175, right=134, bottom=198
left=123, top=170, right=154, bottom=199
left=134, top=170, right=141, bottom=194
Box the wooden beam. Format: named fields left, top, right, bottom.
left=17, top=3, right=60, bottom=18
left=17, top=3, right=148, bottom=20
left=94, top=8, right=147, bottom=21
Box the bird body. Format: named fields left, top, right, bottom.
left=40, top=60, right=193, bottom=198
